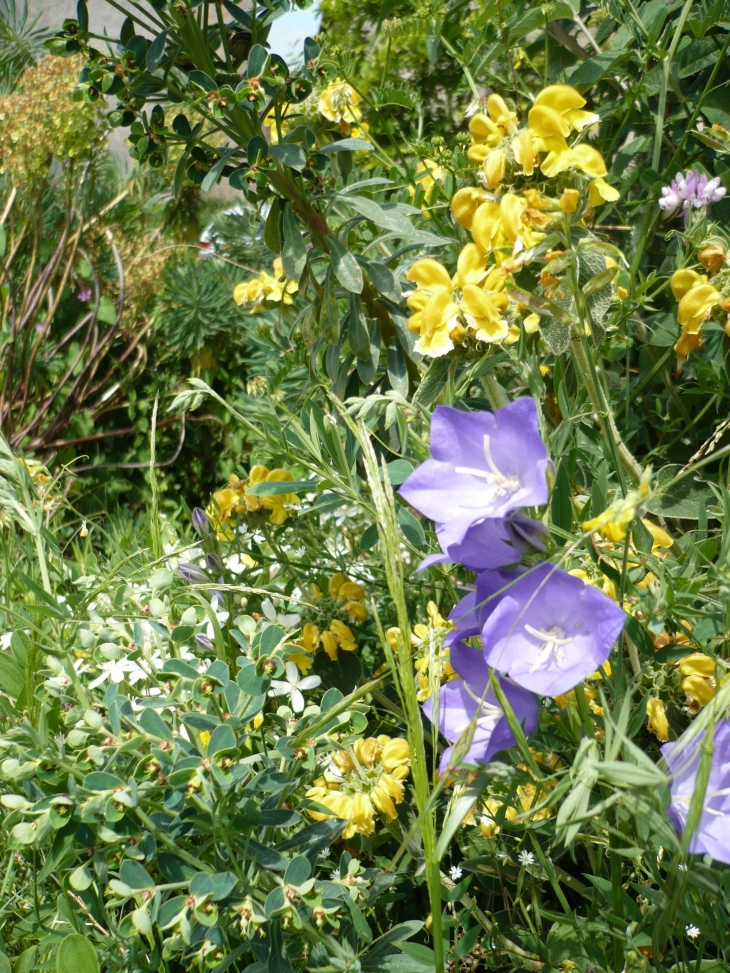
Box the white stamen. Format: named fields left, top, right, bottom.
left=454, top=434, right=521, bottom=498
left=523, top=623, right=572, bottom=671
left=454, top=683, right=504, bottom=734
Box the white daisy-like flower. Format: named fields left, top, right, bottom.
left=685, top=925, right=701, bottom=940
left=518, top=850, right=536, bottom=867
left=330, top=870, right=340, bottom=881
left=319, top=847, right=330, bottom=858
left=449, top=865, right=463, bottom=881
left=268, top=661, right=321, bottom=713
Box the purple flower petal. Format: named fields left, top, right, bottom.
left=481, top=563, right=625, bottom=696
left=400, top=399, right=551, bottom=546
left=662, top=720, right=730, bottom=864
left=418, top=517, right=519, bottom=572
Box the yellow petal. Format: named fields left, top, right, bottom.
left=642, top=519, right=672, bottom=550
left=455, top=243, right=488, bottom=286
left=488, top=93, right=518, bottom=134
left=482, top=147, right=506, bottom=189
left=559, top=188, right=581, bottom=214
left=679, top=654, right=715, bottom=678
left=677, top=283, right=720, bottom=332
left=351, top=793, right=375, bottom=835
left=407, top=258, right=453, bottom=292
left=320, top=630, right=339, bottom=661
left=588, top=177, right=620, bottom=207
left=470, top=201, right=503, bottom=252
left=512, top=128, right=537, bottom=176
left=499, top=193, right=528, bottom=245
left=328, top=572, right=349, bottom=596
left=345, top=601, right=368, bottom=622
left=534, top=84, right=587, bottom=113
left=528, top=104, right=571, bottom=139
left=469, top=112, right=503, bottom=146
left=570, top=144, right=608, bottom=178
left=682, top=674, right=715, bottom=707
left=371, top=785, right=397, bottom=821
left=380, top=737, right=410, bottom=770
left=671, top=268, right=706, bottom=302
left=564, top=108, right=600, bottom=131
left=451, top=187, right=489, bottom=229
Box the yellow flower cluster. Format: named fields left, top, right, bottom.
left=305, top=736, right=410, bottom=838
left=477, top=751, right=562, bottom=837
left=207, top=466, right=300, bottom=533
left=406, top=85, right=618, bottom=358
left=0, top=56, right=106, bottom=185
left=670, top=267, right=725, bottom=361
left=411, top=601, right=458, bottom=702
left=291, top=573, right=368, bottom=670
left=678, top=653, right=725, bottom=713
left=234, top=257, right=298, bottom=310
left=466, top=87, right=617, bottom=205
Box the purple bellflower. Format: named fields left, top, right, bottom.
left=400, top=399, right=552, bottom=548
left=419, top=512, right=549, bottom=573
left=481, top=563, right=625, bottom=696
left=192, top=507, right=212, bottom=538
left=178, top=562, right=209, bottom=584
left=423, top=640, right=538, bottom=773
left=658, top=170, right=726, bottom=223
left=662, top=719, right=730, bottom=864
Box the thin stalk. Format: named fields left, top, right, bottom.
left=149, top=394, right=163, bottom=560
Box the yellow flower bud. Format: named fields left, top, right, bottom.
left=559, top=188, right=581, bottom=214
left=328, top=572, right=349, bottom=597
left=698, top=244, right=726, bottom=275
left=451, top=186, right=488, bottom=229
left=646, top=698, right=669, bottom=742
left=338, top=581, right=366, bottom=601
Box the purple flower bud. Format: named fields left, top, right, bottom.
left=177, top=562, right=208, bottom=584
left=205, top=552, right=223, bottom=572
left=195, top=634, right=215, bottom=652
left=192, top=507, right=212, bottom=537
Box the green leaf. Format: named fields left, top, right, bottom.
left=56, top=936, right=99, bottom=973
left=412, top=357, right=449, bottom=408
left=645, top=465, right=715, bottom=519
left=397, top=505, right=425, bottom=546
left=264, top=201, right=282, bottom=254
left=270, top=143, right=307, bottom=169
left=348, top=293, right=370, bottom=361
left=284, top=855, right=311, bottom=886
left=325, top=236, right=363, bottom=294
left=202, top=148, right=236, bottom=195
left=282, top=203, right=307, bottom=280
left=381, top=460, right=413, bottom=485
left=76, top=0, right=88, bottom=31
left=119, top=859, right=155, bottom=889
left=146, top=29, right=168, bottom=71
left=84, top=771, right=124, bottom=791
left=359, top=256, right=402, bottom=302
left=0, top=224, right=6, bottom=259
left=623, top=612, right=655, bottom=657
left=567, top=49, right=631, bottom=86
left=96, top=295, right=117, bottom=325
left=162, top=658, right=199, bottom=680
left=247, top=43, right=269, bottom=77
left=0, top=652, right=24, bottom=698
left=551, top=462, right=572, bottom=540
left=359, top=523, right=379, bottom=551
left=237, top=663, right=271, bottom=696
left=139, top=707, right=172, bottom=740
left=173, top=148, right=190, bottom=199
left=171, top=624, right=194, bottom=642
left=339, top=195, right=412, bottom=234
left=246, top=479, right=314, bottom=496
left=319, top=268, right=341, bottom=343
left=319, top=138, right=373, bottom=153
left=207, top=723, right=237, bottom=755
left=189, top=70, right=217, bottom=91
left=387, top=342, right=409, bottom=397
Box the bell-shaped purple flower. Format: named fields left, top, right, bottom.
left=481, top=563, right=625, bottom=696
left=662, top=719, right=730, bottom=864
left=423, top=640, right=538, bottom=773
left=419, top=512, right=550, bottom=573
left=399, top=399, right=552, bottom=548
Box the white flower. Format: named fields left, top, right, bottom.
left=88, top=656, right=148, bottom=689
left=685, top=925, right=700, bottom=940
left=518, top=850, right=536, bottom=867
left=319, top=847, right=330, bottom=858
left=268, top=661, right=321, bottom=712
left=225, top=553, right=254, bottom=576
left=449, top=865, right=463, bottom=881
left=261, top=599, right=301, bottom=630
left=330, top=870, right=340, bottom=881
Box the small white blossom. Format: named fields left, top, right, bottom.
left=261, top=598, right=301, bottom=630
left=518, top=850, right=536, bottom=867
left=269, top=661, right=321, bottom=713
left=319, top=847, right=330, bottom=859
left=449, top=865, right=463, bottom=881
left=685, top=925, right=701, bottom=940
left=330, top=870, right=340, bottom=881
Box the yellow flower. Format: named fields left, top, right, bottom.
left=406, top=245, right=510, bottom=356
left=643, top=520, right=672, bottom=552
left=338, top=580, right=366, bottom=602
left=207, top=467, right=299, bottom=529
left=265, top=257, right=298, bottom=304
left=410, top=159, right=445, bottom=215
left=467, top=94, right=518, bottom=163
left=199, top=730, right=211, bottom=751
left=259, top=468, right=300, bottom=525
left=305, top=736, right=410, bottom=837
left=528, top=84, right=599, bottom=141
left=300, top=622, right=321, bottom=653
left=512, top=128, right=538, bottom=176
left=287, top=651, right=315, bottom=674
left=328, top=573, right=349, bottom=597
left=451, top=186, right=489, bottom=229
left=234, top=278, right=265, bottom=307
left=329, top=619, right=357, bottom=651
left=481, top=147, right=506, bottom=189
left=470, top=192, right=545, bottom=256
left=646, top=698, right=669, bottom=742
left=678, top=654, right=723, bottom=712
left=318, top=79, right=362, bottom=128
left=320, top=630, right=339, bottom=661
left=583, top=472, right=651, bottom=542
left=678, top=283, right=721, bottom=335
left=345, top=601, right=368, bottom=622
